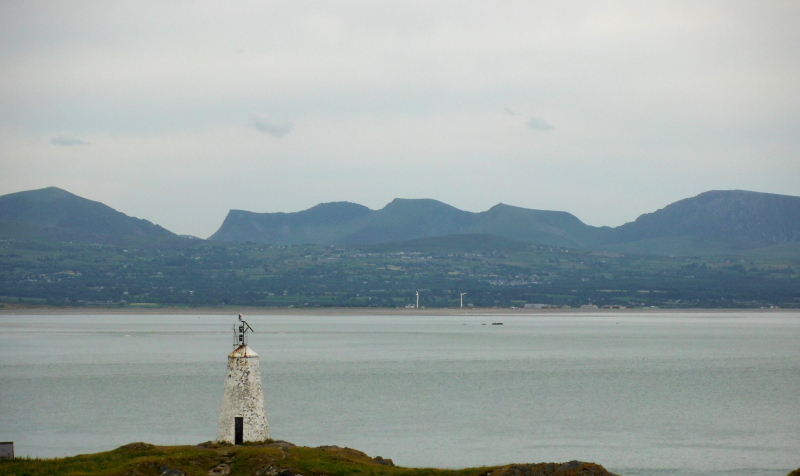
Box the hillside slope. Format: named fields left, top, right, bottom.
left=598, top=190, right=800, bottom=254
left=464, top=203, right=597, bottom=248
left=209, top=201, right=372, bottom=243
left=0, top=187, right=178, bottom=245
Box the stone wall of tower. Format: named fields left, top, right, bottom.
left=216, top=345, right=269, bottom=443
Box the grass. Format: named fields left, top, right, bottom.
left=0, top=442, right=496, bottom=476
left=3, top=441, right=797, bottom=476
left=2, top=440, right=639, bottom=476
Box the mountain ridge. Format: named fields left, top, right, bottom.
left=209, top=189, right=800, bottom=255
left=2, top=187, right=799, bottom=256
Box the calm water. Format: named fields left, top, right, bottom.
left=0, top=312, right=798, bottom=476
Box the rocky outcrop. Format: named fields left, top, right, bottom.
left=373, top=456, right=394, bottom=466
left=158, top=464, right=188, bottom=476
left=488, top=461, right=619, bottom=476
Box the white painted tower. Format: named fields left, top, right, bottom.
left=216, top=314, right=269, bottom=444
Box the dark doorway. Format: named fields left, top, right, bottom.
left=234, top=417, right=244, bottom=445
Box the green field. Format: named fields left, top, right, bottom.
left=0, top=235, right=797, bottom=309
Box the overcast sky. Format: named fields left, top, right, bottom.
left=1, top=1, right=798, bottom=238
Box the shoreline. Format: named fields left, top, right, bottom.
left=0, top=305, right=794, bottom=316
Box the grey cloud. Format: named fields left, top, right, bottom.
left=51, top=135, right=89, bottom=146
left=249, top=113, right=293, bottom=137
left=504, top=107, right=522, bottom=116
left=526, top=116, right=554, bottom=132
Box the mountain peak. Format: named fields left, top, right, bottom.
left=381, top=198, right=461, bottom=213
left=611, top=189, right=800, bottom=250
left=0, top=187, right=177, bottom=245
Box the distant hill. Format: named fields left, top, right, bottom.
left=0, top=187, right=179, bottom=245
left=210, top=198, right=595, bottom=248
left=3, top=187, right=798, bottom=256
left=210, top=190, right=800, bottom=256
left=464, top=203, right=597, bottom=248
left=210, top=201, right=373, bottom=244
left=362, top=233, right=536, bottom=254
left=341, top=198, right=474, bottom=244
left=600, top=190, right=800, bottom=253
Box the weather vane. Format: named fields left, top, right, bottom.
left=233, top=313, right=254, bottom=349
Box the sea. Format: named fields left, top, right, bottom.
left=0, top=311, right=798, bottom=476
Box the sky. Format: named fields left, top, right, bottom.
left=1, top=1, right=798, bottom=238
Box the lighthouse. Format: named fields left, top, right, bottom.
left=216, top=314, right=269, bottom=444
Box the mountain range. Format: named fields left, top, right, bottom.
left=2, top=187, right=799, bottom=256
left=210, top=190, right=800, bottom=255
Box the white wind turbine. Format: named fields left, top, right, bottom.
left=460, top=292, right=467, bottom=308
left=415, top=290, right=420, bottom=308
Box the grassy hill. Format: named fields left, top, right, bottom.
left=464, top=204, right=596, bottom=248
left=3, top=440, right=798, bottom=476
left=602, top=190, right=800, bottom=252
left=0, top=187, right=181, bottom=246
left=0, top=440, right=622, bottom=476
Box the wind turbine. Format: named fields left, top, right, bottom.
left=459, top=292, right=467, bottom=308
left=415, top=290, right=420, bottom=308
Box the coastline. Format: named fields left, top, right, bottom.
left=0, top=305, right=794, bottom=316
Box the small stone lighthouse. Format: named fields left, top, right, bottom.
left=216, top=314, right=269, bottom=444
